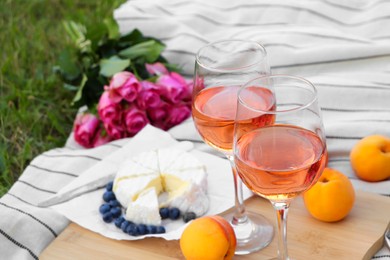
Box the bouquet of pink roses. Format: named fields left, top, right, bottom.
left=73, top=63, right=192, bottom=148
left=55, top=19, right=193, bottom=148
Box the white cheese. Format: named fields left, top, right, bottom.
left=114, top=174, right=161, bottom=209
left=125, top=187, right=161, bottom=225
left=114, top=148, right=209, bottom=225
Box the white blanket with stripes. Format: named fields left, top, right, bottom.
left=1, top=0, right=389, bottom=259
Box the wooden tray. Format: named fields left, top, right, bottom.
left=40, top=191, right=390, bottom=260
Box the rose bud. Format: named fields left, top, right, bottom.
left=123, top=105, right=150, bottom=136
left=92, top=127, right=113, bottom=147
left=164, top=104, right=191, bottom=129
left=157, top=72, right=191, bottom=104
left=109, top=71, right=141, bottom=103
left=137, top=81, right=162, bottom=109
left=98, top=91, right=122, bottom=124
left=104, top=121, right=126, bottom=140
left=147, top=102, right=168, bottom=123
left=146, top=62, right=169, bottom=76
left=73, top=113, right=100, bottom=148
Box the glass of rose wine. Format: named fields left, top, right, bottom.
left=192, top=39, right=274, bottom=254
left=234, top=75, right=328, bottom=259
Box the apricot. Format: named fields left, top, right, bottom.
left=180, top=215, right=236, bottom=260
left=350, top=135, right=390, bottom=182
left=303, top=168, right=355, bottom=222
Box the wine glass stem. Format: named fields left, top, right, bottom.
left=272, top=201, right=291, bottom=260
left=226, top=155, right=248, bottom=225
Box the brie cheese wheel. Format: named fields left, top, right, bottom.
left=113, top=148, right=209, bottom=225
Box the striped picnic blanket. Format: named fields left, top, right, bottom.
left=0, top=0, right=389, bottom=259
left=114, top=0, right=390, bottom=196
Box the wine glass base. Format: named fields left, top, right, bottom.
left=222, top=210, right=274, bottom=255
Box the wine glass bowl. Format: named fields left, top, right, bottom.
left=234, top=75, right=328, bottom=259
left=192, top=40, right=271, bottom=154
left=192, top=39, right=274, bottom=254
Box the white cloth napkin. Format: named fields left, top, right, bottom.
left=50, top=124, right=252, bottom=240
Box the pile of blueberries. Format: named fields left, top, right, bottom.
left=99, top=181, right=197, bottom=236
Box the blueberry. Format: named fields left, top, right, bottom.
left=109, top=199, right=121, bottom=208
left=120, top=220, right=130, bottom=232
left=156, top=226, right=166, bottom=234
left=137, top=224, right=147, bottom=235
left=102, top=212, right=113, bottom=223
left=159, top=207, right=169, bottom=219
left=126, top=223, right=139, bottom=236
left=106, top=181, right=113, bottom=191
left=110, top=207, right=122, bottom=218
left=182, top=212, right=197, bottom=223
left=146, top=225, right=157, bottom=234
left=103, top=191, right=116, bottom=202
left=114, top=216, right=125, bottom=228
left=99, top=203, right=111, bottom=214
left=169, top=207, right=180, bottom=220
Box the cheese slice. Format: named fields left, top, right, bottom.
left=159, top=150, right=208, bottom=216
left=125, top=187, right=161, bottom=225
left=114, top=174, right=162, bottom=208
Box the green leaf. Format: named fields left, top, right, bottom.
left=86, top=22, right=108, bottom=52
left=63, top=21, right=86, bottom=44
left=118, top=29, right=144, bottom=47
left=99, top=56, right=130, bottom=77
left=98, top=39, right=120, bottom=59
left=63, top=83, right=79, bottom=91
left=104, top=17, right=120, bottom=40
left=164, top=63, right=182, bottom=73
left=57, top=47, right=81, bottom=81
left=63, top=20, right=91, bottom=53
left=118, top=40, right=165, bottom=63
left=71, top=74, right=88, bottom=106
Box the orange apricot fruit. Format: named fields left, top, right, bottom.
left=303, top=168, right=355, bottom=222
left=350, top=135, right=390, bottom=182
left=180, top=215, right=236, bottom=260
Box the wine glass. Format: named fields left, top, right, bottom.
left=234, top=75, right=328, bottom=259
left=192, top=39, right=274, bottom=254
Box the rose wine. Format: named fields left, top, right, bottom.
left=192, top=86, right=275, bottom=153
left=234, top=124, right=328, bottom=202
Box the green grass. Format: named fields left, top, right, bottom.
left=0, top=0, right=126, bottom=196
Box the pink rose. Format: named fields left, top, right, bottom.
left=147, top=103, right=168, bottom=123
left=92, top=128, right=113, bottom=147
left=146, top=62, right=169, bottom=76
left=73, top=113, right=100, bottom=148
left=164, top=104, right=191, bottom=129
left=98, top=91, right=122, bottom=125
left=123, top=105, right=150, bottom=136
left=147, top=100, right=171, bottom=130
left=137, top=81, right=162, bottom=109
left=157, top=72, right=192, bottom=104
left=104, top=121, right=126, bottom=140
left=108, top=71, right=141, bottom=103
